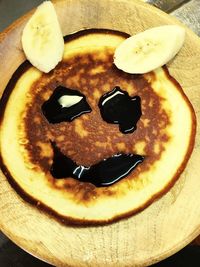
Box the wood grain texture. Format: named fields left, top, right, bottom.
left=0, top=0, right=200, bottom=266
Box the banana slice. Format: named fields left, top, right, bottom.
left=114, top=25, right=185, bottom=74
left=22, top=1, right=64, bottom=73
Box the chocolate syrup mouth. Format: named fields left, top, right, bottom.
left=50, top=142, right=144, bottom=187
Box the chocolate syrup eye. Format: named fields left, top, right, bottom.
left=42, top=86, right=92, bottom=123
left=98, top=86, right=142, bottom=134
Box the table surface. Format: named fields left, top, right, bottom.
left=0, top=0, right=200, bottom=266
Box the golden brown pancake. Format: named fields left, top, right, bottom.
left=0, top=29, right=196, bottom=225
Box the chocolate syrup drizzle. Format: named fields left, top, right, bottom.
left=42, top=86, right=92, bottom=123
left=50, top=142, right=144, bottom=187
left=99, top=86, right=142, bottom=134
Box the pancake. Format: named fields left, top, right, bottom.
left=0, top=29, right=196, bottom=225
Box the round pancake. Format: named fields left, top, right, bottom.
left=0, top=29, right=196, bottom=224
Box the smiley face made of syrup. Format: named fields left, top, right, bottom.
left=42, top=85, right=144, bottom=187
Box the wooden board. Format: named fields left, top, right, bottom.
left=0, top=0, right=200, bottom=266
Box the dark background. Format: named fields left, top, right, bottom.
left=0, top=0, right=43, bottom=32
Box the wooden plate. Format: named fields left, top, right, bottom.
left=0, top=0, right=200, bottom=266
